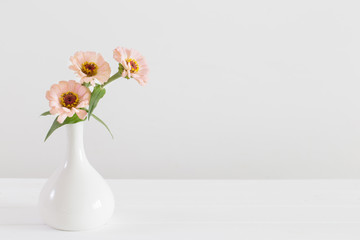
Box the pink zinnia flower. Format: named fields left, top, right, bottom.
left=46, top=80, right=91, bottom=123
left=69, top=51, right=111, bottom=86
left=113, top=47, right=149, bottom=86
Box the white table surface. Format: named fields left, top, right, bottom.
left=1, top=179, right=360, bottom=239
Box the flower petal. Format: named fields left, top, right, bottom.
left=57, top=114, right=67, bottom=123
left=76, top=109, right=87, bottom=120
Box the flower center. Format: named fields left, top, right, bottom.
left=126, top=58, right=139, bottom=73
left=60, top=92, right=79, bottom=109
left=81, top=62, right=98, bottom=77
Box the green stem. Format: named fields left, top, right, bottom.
left=102, top=71, right=122, bottom=87
left=82, top=82, right=91, bottom=88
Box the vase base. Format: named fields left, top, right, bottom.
left=45, top=221, right=109, bottom=231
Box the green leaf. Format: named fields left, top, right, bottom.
left=92, top=114, right=114, bottom=139
left=40, top=111, right=51, bottom=116
left=88, top=85, right=106, bottom=120
left=44, top=114, right=84, bottom=142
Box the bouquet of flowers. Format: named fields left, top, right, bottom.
left=41, top=47, right=149, bottom=141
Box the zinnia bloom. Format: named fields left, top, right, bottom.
left=46, top=80, right=91, bottom=123
left=69, top=51, right=111, bottom=86
left=113, top=47, right=149, bottom=86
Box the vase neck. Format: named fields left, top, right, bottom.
left=65, top=122, right=88, bottom=167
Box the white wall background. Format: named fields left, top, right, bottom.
left=0, top=0, right=359, bottom=178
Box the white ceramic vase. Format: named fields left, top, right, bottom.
left=38, top=122, right=114, bottom=231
